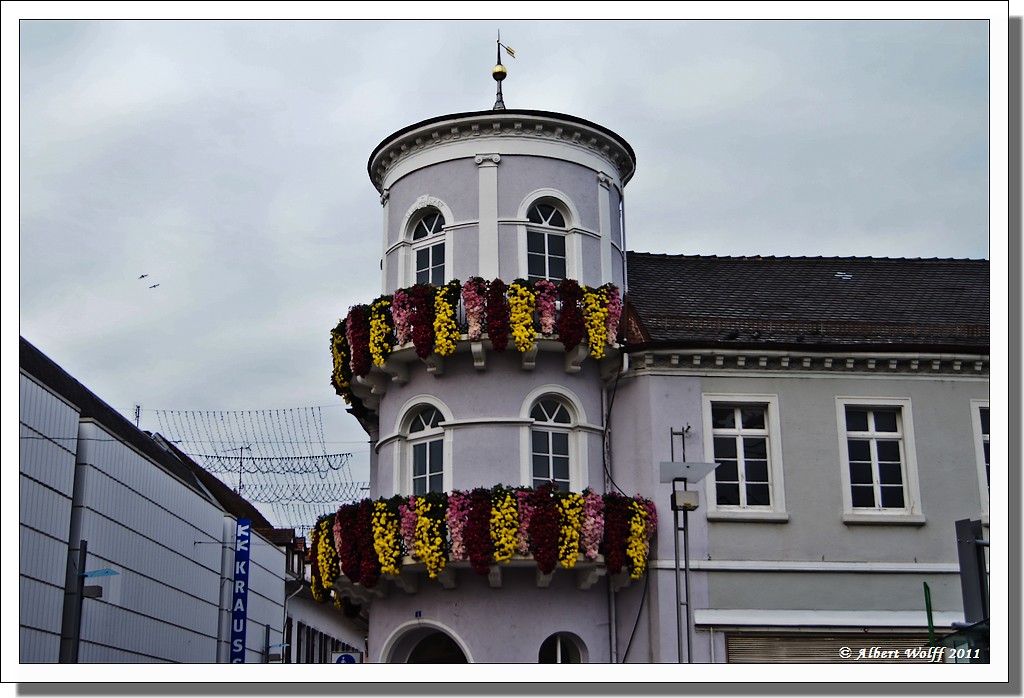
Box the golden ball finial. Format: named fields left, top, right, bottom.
left=492, top=63, right=507, bottom=81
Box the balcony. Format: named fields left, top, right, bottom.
left=331, top=278, right=623, bottom=412
left=307, top=485, right=657, bottom=606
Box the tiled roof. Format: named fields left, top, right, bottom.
left=624, top=253, right=989, bottom=351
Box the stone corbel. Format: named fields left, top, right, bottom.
left=564, top=344, right=589, bottom=373
left=380, top=188, right=390, bottom=206
left=436, top=567, right=456, bottom=590
left=536, top=568, right=554, bottom=588
left=389, top=570, right=418, bottom=594
left=610, top=571, right=632, bottom=592
left=424, top=353, right=445, bottom=376
left=488, top=565, right=502, bottom=588
left=521, top=344, right=539, bottom=371
left=381, top=359, right=409, bottom=385
left=471, top=341, right=487, bottom=370
left=358, top=371, right=389, bottom=397
left=577, top=564, right=606, bottom=591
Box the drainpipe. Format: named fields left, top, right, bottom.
left=601, top=352, right=628, bottom=662
left=282, top=583, right=304, bottom=664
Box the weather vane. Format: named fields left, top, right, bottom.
left=492, top=30, right=515, bottom=110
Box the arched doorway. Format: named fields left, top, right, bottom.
left=381, top=621, right=472, bottom=663
left=407, top=631, right=468, bottom=663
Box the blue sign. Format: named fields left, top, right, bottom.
left=230, top=518, right=252, bottom=663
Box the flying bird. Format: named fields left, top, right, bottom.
left=138, top=274, right=148, bottom=279
left=149, top=284, right=160, bottom=289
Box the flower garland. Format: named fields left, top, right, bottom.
left=507, top=279, right=537, bottom=353
left=602, top=492, right=631, bottom=576
left=461, top=277, right=488, bottom=341
left=485, top=279, right=510, bottom=352
left=368, top=296, right=395, bottom=367
left=582, top=285, right=611, bottom=359
left=346, top=304, right=372, bottom=377
left=392, top=289, right=414, bottom=346
left=327, top=486, right=656, bottom=587
left=309, top=519, right=326, bottom=602
left=355, top=499, right=381, bottom=588
left=556, top=491, right=584, bottom=569
left=490, top=487, right=519, bottom=564
left=433, top=280, right=462, bottom=357
left=413, top=492, right=448, bottom=578
left=465, top=488, right=494, bottom=575
left=329, top=320, right=352, bottom=404
left=309, top=513, right=339, bottom=605
left=408, top=284, right=437, bottom=359
left=514, top=489, right=535, bottom=556
left=398, top=496, right=418, bottom=553
left=527, top=484, right=560, bottom=575
left=626, top=499, right=651, bottom=579
left=556, top=279, right=585, bottom=352
left=334, top=504, right=362, bottom=585
left=534, top=279, right=558, bottom=335
left=445, top=491, right=470, bottom=561
left=371, top=498, right=403, bottom=577
left=604, top=283, right=623, bottom=345
left=580, top=489, right=605, bottom=561
left=332, top=278, right=623, bottom=392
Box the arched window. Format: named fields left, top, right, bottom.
left=530, top=397, right=573, bottom=492
left=408, top=406, right=444, bottom=495
left=526, top=202, right=568, bottom=283
left=411, top=209, right=445, bottom=285
left=538, top=633, right=583, bottom=663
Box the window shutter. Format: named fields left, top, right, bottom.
left=725, top=634, right=932, bottom=663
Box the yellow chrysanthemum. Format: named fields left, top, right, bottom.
left=369, top=298, right=393, bottom=367
left=557, top=493, right=584, bottom=569
left=508, top=282, right=537, bottom=353
left=582, top=286, right=610, bottom=360
left=414, top=497, right=447, bottom=578
left=626, top=499, right=650, bottom=579
left=433, top=290, right=459, bottom=357
left=316, top=517, right=338, bottom=589
left=330, top=329, right=351, bottom=404
left=371, top=501, right=402, bottom=576
left=490, top=491, right=519, bottom=564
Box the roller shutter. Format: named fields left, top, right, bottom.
left=726, top=633, right=933, bottom=663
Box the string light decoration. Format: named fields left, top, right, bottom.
left=151, top=406, right=367, bottom=533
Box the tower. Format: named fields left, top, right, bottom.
left=325, top=52, right=651, bottom=664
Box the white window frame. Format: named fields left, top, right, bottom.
left=701, top=394, right=788, bottom=522
left=971, top=399, right=990, bottom=522
left=395, top=197, right=454, bottom=288
left=835, top=396, right=924, bottom=525
left=517, top=191, right=580, bottom=283
left=393, top=397, right=453, bottom=496
left=519, top=386, right=589, bottom=492
left=411, top=209, right=446, bottom=286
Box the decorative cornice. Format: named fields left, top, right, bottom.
left=368, top=110, right=636, bottom=192
left=626, top=348, right=989, bottom=378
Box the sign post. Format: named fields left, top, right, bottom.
left=230, top=518, right=252, bottom=663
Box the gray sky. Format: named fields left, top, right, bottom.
left=11, top=13, right=999, bottom=520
